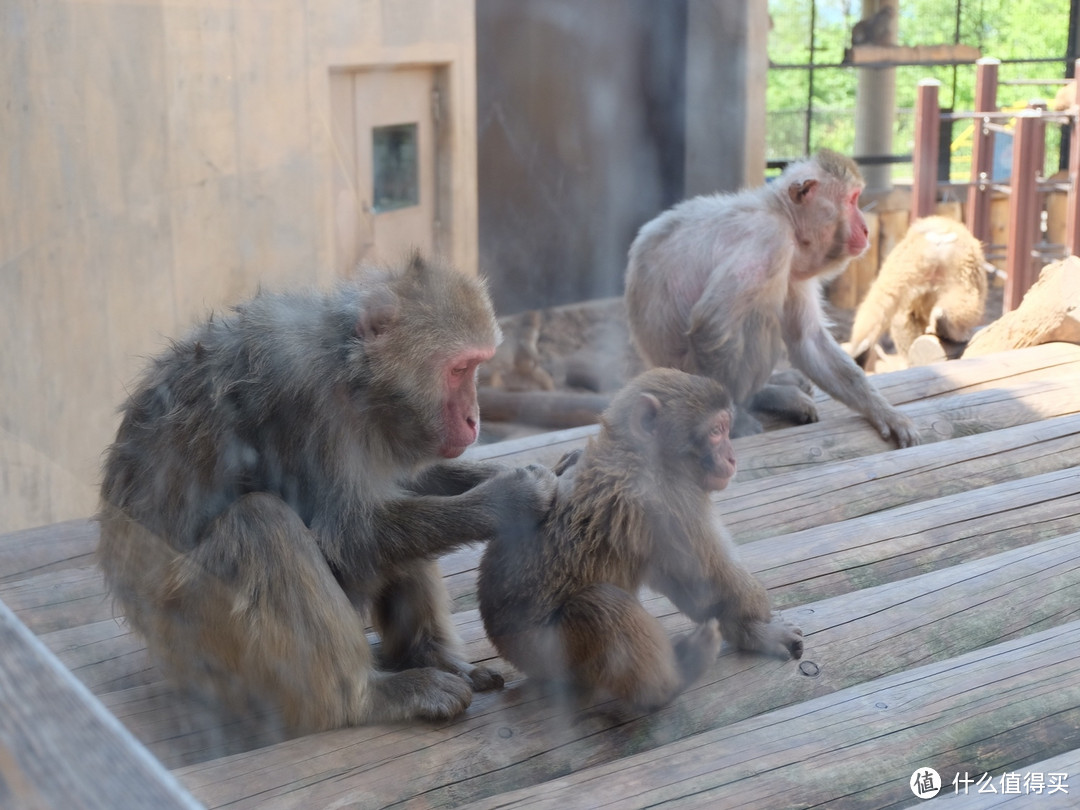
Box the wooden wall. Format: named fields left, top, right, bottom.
left=0, top=0, right=478, bottom=533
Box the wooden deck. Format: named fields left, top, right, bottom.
left=4, top=342, right=1080, bottom=809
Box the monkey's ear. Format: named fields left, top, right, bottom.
left=355, top=288, right=400, bottom=340
left=629, top=393, right=662, bottom=444
left=788, top=178, right=818, bottom=204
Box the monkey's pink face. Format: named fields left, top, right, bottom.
left=702, top=410, right=737, bottom=491
left=845, top=188, right=871, bottom=257
left=439, top=346, right=496, bottom=458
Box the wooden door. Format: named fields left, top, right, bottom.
left=331, top=67, right=440, bottom=273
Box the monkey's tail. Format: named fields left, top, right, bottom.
left=847, top=280, right=903, bottom=364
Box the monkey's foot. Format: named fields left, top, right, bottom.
left=673, top=619, right=722, bottom=688
left=369, top=667, right=474, bottom=723
left=739, top=618, right=804, bottom=661
left=463, top=663, right=505, bottom=692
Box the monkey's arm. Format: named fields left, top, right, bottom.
left=783, top=282, right=921, bottom=448
left=406, top=460, right=505, bottom=496
left=331, top=465, right=557, bottom=565
left=647, top=519, right=803, bottom=660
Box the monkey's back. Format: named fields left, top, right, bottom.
left=625, top=189, right=793, bottom=398
left=477, top=442, right=653, bottom=667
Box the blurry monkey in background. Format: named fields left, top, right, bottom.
left=626, top=149, right=920, bottom=447
left=847, top=216, right=988, bottom=369
left=478, top=369, right=802, bottom=711
left=98, top=255, right=556, bottom=732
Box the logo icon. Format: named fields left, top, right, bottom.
left=910, top=768, right=942, bottom=799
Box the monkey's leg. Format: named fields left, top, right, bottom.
left=748, top=382, right=817, bottom=425
left=927, top=284, right=985, bottom=344
left=163, top=492, right=473, bottom=730
left=559, top=583, right=719, bottom=711
left=373, top=560, right=504, bottom=692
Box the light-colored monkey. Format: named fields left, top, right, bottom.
left=847, top=216, right=988, bottom=368
left=625, top=149, right=920, bottom=447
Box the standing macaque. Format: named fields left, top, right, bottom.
left=98, top=254, right=556, bottom=732
left=847, top=216, right=988, bottom=369
left=478, top=369, right=802, bottom=711
left=625, top=149, right=920, bottom=447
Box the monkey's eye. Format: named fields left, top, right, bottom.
left=451, top=366, right=469, bottom=377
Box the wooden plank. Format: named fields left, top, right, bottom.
left=0, top=518, right=98, bottom=584
left=935, top=748, right=1080, bottom=807
left=717, top=413, right=1080, bottom=543
left=466, top=344, right=1080, bottom=474
left=456, top=622, right=1080, bottom=809
left=747, top=466, right=1080, bottom=608
left=0, top=565, right=111, bottom=634
left=0, top=598, right=202, bottom=810
left=734, top=375, right=1080, bottom=483
left=817, top=341, right=1080, bottom=415
left=171, top=533, right=1080, bottom=809
left=848, top=43, right=982, bottom=66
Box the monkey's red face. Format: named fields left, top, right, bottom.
left=845, top=188, right=870, bottom=257
left=440, top=346, right=496, bottom=458
left=701, top=410, right=737, bottom=491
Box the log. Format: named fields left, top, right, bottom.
left=458, top=621, right=1080, bottom=810
left=171, top=533, right=1080, bottom=809
left=467, top=344, right=1080, bottom=474
left=717, top=412, right=1080, bottom=543
left=0, top=598, right=201, bottom=810
left=478, top=388, right=608, bottom=429
left=964, top=257, right=1080, bottom=356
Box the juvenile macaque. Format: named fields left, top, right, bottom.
left=851, top=5, right=894, bottom=47
left=848, top=216, right=988, bottom=368
left=98, top=254, right=555, bottom=732
left=625, top=149, right=919, bottom=447
left=478, top=369, right=802, bottom=711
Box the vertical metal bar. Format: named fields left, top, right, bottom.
left=1004, top=112, right=1045, bottom=312
left=805, top=0, right=817, bottom=156
left=912, top=79, right=940, bottom=220
left=967, top=58, right=999, bottom=244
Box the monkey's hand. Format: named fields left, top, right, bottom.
left=869, top=406, right=921, bottom=449
left=486, top=464, right=558, bottom=536
left=553, top=448, right=583, bottom=476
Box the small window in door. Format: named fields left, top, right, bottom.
left=372, top=123, right=419, bottom=212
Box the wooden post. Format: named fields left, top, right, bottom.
left=1067, top=60, right=1080, bottom=256
left=966, top=58, right=999, bottom=245
left=1004, top=112, right=1046, bottom=312
left=912, top=79, right=940, bottom=220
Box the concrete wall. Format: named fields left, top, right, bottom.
left=0, top=0, right=477, bottom=533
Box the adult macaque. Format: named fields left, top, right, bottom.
left=625, top=149, right=920, bottom=447
left=98, top=254, right=556, bottom=732
left=847, top=216, right=988, bottom=369
left=478, top=369, right=802, bottom=711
